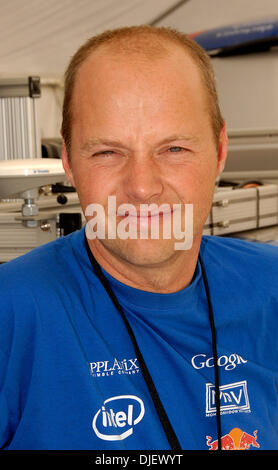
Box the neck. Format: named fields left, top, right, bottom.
left=86, top=237, right=202, bottom=293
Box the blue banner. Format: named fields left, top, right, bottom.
left=189, top=17, right=278, bottom=53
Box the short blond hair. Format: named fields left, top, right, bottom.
left=61, top=25, right=224, bottom=153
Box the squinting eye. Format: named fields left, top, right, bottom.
left=93, top=150, right=115, bottom=157
left=168, top=146, right=184, bottom=152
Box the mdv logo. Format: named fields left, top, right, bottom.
left=92, top=395, right=145, bottom=441
left=206, top=380, right=250, bottom=416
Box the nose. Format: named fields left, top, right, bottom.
left=123, top=155, right=164, bottom=203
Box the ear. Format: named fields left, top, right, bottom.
left=216, top=122, right=228, bottom=177
left=61, top=140, right=76, bottom=188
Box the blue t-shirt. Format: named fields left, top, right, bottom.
left=0, top=226, right=277, bottom=450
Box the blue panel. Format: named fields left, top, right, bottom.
left=189, top=17, right=278, bottom=52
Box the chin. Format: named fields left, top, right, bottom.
left=100, top=237, right=180, bottom=267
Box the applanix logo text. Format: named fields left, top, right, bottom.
left=92, top=395, right=145, bottom=441
left=89, top=357, right=140, bottom=378
left=206, top=380, right=251, bottom=417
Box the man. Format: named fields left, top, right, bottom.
left=0, top=25, right=277, bottom=451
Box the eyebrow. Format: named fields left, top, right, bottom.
left=80, top=134, right=199, bottom=153
left=156, top=134, right=200, bottom=146
left=80, top=138, right=125, bottom=153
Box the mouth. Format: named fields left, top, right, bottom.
left=117, top=208, right=174, bottom=219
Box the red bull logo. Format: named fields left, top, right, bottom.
left=206, top=428, right=260, bottom=450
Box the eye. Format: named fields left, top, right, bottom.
left=93, top=150, right=116, bottom=157
left=168, top=146, right=184, bottom=153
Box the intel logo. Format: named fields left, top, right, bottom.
left=92, top=395, right=145, bottom=441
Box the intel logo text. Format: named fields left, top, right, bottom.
left=92, top=395, right=145, bottom=441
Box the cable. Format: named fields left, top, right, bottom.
left=85, top=236, right=182, bottom=450
left=85, top=235, right=221, bottom=450
left=198, top=254, right=222, bottom=451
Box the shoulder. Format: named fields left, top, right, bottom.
left=0, top=229, right=88, bottom=345
left=0, top=228, right=84, bottom=290
left=200, top=234, right=278, bottom=295
left=0, top=229, right=89, bottom=329
left=201, top=234, right=278, bottom=266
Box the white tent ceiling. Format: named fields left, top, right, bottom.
left=0, top=0, right=184, bottom=78
left=1, top=0, right=278, bottom=138
left=157, top=0, right=278, bottom=33
left=1, top=0, right=278, bottom=78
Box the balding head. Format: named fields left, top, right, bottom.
left=61, top=25, right=224, bottom=157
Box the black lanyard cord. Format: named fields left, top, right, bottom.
left=85, top=236, right=221, bottom=451
left=198, top=254, right=222, bottom=451
left=85, top=237, right=182, bottom=450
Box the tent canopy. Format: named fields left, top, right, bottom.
left=0, top=0, right=185, bottom=78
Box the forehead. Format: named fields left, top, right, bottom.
left=69, top=41, right=212, bottom=147
left=73, top=40, right=206, bottom=105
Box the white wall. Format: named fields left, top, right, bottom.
left=38, top=81, right=64, bottom=139
left=211, top=51, right=278, bottom=133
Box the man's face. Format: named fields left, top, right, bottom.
left=62, top=44, right=227, bottom=266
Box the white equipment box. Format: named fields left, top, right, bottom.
left=204, top=183, right=278, bottom=236
left=0, top=192, right=84, bottom=262
left=1, top=182, right=277, bottom=262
